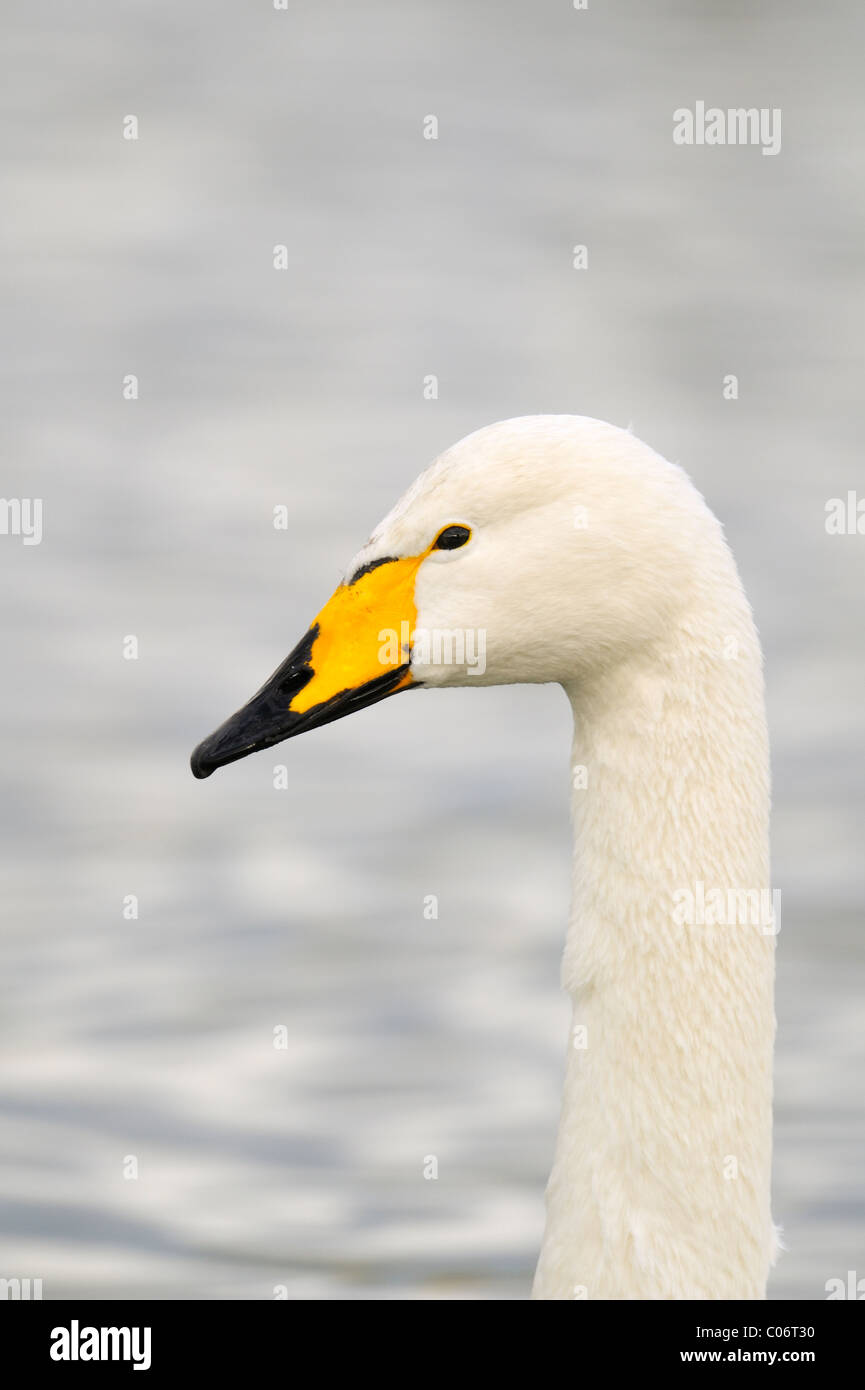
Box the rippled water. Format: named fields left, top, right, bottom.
left=2, top=0, right=863, bottom=1299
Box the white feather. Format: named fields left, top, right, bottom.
left=351, top=415, right=777, bottom=1299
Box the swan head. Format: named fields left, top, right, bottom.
left=191, top=415, right=707, bottom=777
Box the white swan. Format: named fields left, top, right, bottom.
left=191, top=415, right=777, bottom=1300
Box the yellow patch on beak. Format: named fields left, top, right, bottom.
left=290, top=553, right=423, bottom=712
left=190, top=546, right=433, bottom=779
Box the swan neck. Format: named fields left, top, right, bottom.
left=533, top=614, right=776, bottom=1300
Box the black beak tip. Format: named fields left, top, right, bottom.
left=188, top=646, right=413, bottom=782
left=190, top=743, right=217, bottom=779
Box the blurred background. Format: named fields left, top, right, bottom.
left=1, top=0, right=863, bottom=1299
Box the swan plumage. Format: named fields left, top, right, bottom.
left=192, top=415, right=777, bottom=1299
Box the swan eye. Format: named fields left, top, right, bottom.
left=434, top=524, right=471, bottom=551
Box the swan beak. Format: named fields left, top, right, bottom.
left=190, top=557, right=419, bottom=779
